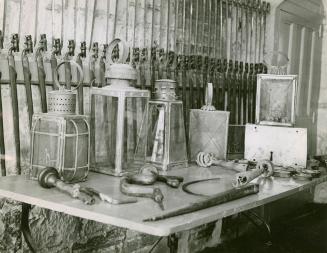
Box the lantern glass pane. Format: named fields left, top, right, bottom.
left=133, top=98, right=150, bottom=166
left=92, top=93, right=148, bottom=174
left=30, top=119, right=60, bottom=179
left=145, top=103, right=166, bottom=164
left=93, top=95, right=117, bottom=171
left=169, top=103, right=187, bottom=163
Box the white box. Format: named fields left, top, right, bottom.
left=244, top=124, right=307, bottom=167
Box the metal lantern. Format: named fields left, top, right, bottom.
left=30, top=60, right=90, bottom=183
left=90, top=39, right=149, bottom=176
left=146, top=79, right=188, bottom=171
left=189, top=83, right=230, bottom=161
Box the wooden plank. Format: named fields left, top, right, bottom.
left=92, top=0, right=108, bottom=44
left=127, top=0, right=136, bottom=51
left=36, top=0, right=53, bottom=42
left=168, top=0, right=177, bottom=53
left=306, top=31, right=316, bottom=116
left=296, top=27, right=307, bottom=116
left=85, top=0, right=96, bottom=48
left=4, top=0, right=21, bottom=43
left=0, top=0, right=5, bottom=38
left=287, top=23, right=295, bottom=74
left=159, top=0, right=168, bottom=51
left=51, top=0, right=64, bottom=41
left=107, top=0, right=117, bottom=42
left=62, top=0, right=76, bottom=43
left=19, top=0, right=37, bottom=39
left=75, top=0, right=87, bottom=45
left=115, top=0, right=128, bottom=40
left=134, top=0, right=145, bottom=49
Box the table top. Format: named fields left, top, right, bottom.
left=0, top=165, right=326, bottom=237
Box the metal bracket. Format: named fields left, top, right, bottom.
left=167, top=234, right=178, bottom=253
left=21, top=203, right=37, bottom=253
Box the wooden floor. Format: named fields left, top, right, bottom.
left=201, top=204, right=327, bottom=253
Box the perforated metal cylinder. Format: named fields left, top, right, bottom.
left=47, top=90, right=77, bottom=114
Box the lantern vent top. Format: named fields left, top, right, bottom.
left=153, top=79, right=178, bottom=101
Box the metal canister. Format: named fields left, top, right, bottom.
left=47, top=60, right=83, bottom=114
left=153, top=79, right=177, bottom=101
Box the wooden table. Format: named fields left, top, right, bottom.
left=0, top=165, right=326, bottom=252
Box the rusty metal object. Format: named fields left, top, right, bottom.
left=120, top=178, right=165, bottom=210
left=143, top=183, right=259, bottom=222
left=35, top=34, right=48, bottom=112
left=89, top=42, right=98, bottom=87
left=50, top=38, right=61, bottom=90
left=0, top=71, right=5, bottom=176
left=38, top=167, right=94, bottom=205
left=0, top=30, right=3, bottom=49
left=233, top=160, right=273, bottom=187
left=7, top=34, right=21, bottom=175
left=138, top=165, right=184, bottom=188
left=273, top=169, right=292, bottom=178
left=76, top=41, right=86, bottom=114
left=21, top=35, right=34, bottom=127
left=196, top=152, right=248, bottom=172
left=79, top=186, right=137, bottom=205
left=293, top=172, right=312, bottom=181
left=64, top=40, right=75, bottom=90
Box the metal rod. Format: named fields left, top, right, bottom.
left=50, top=38, right=61, bottom=90
left=35, top=34, right=47, bottom=113
left=143, top=183, right=259, bottom=222
left=0, top=70, right=6, bottom=176
left=7, top=34, right=21, bottom=175
left=76, top=41, right=86, bottom=114
left=64, top=40, right=75, bottom=90
left=21, top=35, right=34, bottom=128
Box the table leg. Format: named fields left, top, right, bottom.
left=167, top=234, right=178, bottom=253
left=21, top=203, right=37, bottom=252
left=242, top=210, right=272, bottom=246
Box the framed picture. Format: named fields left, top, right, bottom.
left=255, top=74, right=297, bottom=126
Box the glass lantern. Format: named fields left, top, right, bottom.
left=90, top=63, right=149, bottom=176
left=146, top=79, right=188, bottom=171
left=29, top=60, right=90, bottom=183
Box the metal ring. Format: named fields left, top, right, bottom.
left=55, top=60, right=84, bottom=91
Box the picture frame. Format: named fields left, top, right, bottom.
left=255, top=74, right=297, bottom=126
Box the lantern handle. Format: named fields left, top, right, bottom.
left=106, top=38, right=129, bottom=65
left=54, top=60, right=84, bottom=91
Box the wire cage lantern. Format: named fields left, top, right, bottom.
left=146, top=79, right=188, bottom=171
left=90, top=38, right=150, bottom=176
left=30, top=60, right=90, bottom=183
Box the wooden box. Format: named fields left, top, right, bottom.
left=189, top=110, right=230, bottom=161
left=244, top=124, right=307, bottom=167
left=256, top=74, right=297, bottom=126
